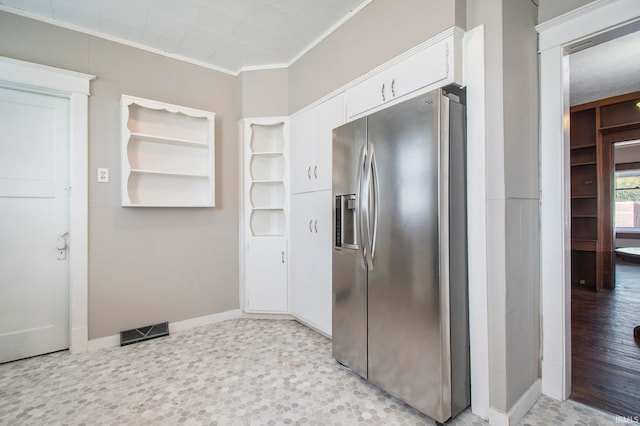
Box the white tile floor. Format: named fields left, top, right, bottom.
left=0, top=319, right=622, bottom=425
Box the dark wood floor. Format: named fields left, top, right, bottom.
left=571, top=258, right=640, bottom=417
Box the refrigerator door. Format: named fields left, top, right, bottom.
left=332, top=118, right=368, bottom=379
left=365, top=92, right=449, bottom=420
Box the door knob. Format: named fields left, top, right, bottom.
left=57, top=232, right=68, bottom=250
left=57, top=232, right=68, bottom=260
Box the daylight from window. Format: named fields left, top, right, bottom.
left=615, top=169, right=640, bottom=231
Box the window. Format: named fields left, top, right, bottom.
left=615, top=169, right=640, bottom=232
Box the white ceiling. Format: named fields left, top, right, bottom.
left=0, top=0, right=369, bottom=75
left=570, top=29, right=640, bottom=106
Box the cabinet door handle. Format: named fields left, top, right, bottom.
left=381, top=83, right=386, bottom=102
left=282, top=250, right=285, bottom=264
left=307, top=166, right=311, bottom=180
left=314, top=220, right=318, bottom=233
left=391, top=79, right=395, bottom=97
left=313, top=165, right=318, bottom=179
left=309, top=220, right=313, bottom=233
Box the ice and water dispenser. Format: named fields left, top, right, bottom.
left=335, top=194, right=358, bottom=249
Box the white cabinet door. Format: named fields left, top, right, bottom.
left=290, top=96, right=345, bottom=194
left=311, top=190, right=333, bottom=335
left=290, top=190, right=333, bottom=335
left=290, top=109, right=314, bottom=194
left=345, top=34, right=459, bottom=119
left=344, top=71, right=389, bottom=120
left=312, top=94, right=344, bottom=192
left=388, top=40, right=449, bottom=101
left=290, top=192, right=315, bottom=324
left=245, top=238, right=287, bottom=313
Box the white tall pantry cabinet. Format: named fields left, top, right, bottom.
left=290, top=94, right=345, bottom=335
left=240, top=118, right=289, bottom=314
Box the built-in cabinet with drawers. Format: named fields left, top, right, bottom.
left=241, top=118, right=289, bottom=313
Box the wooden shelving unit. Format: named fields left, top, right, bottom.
left=570, top=91, right=640, bottom=291
left=570, top=107, right=599, bottom=289
left=121, top=95, right=215, bottom=207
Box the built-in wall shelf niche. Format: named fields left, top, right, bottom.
left=121, top=95, right=215, bottom=207
left=242, top=120, right=289, bottom=236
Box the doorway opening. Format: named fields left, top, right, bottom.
left=566, top=26, right=640, bottom=417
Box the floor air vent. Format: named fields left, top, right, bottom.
left=120, top=322, right=169, bottom=346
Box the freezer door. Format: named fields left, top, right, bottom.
left=366, top=92, right=449, bottom=421
left=332, top=118, right=368, bottom=379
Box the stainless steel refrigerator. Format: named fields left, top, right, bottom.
left=332, top=87, right=469, bottom=423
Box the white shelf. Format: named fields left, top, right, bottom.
left=250, top=123, right=285, bottom=153
left=252, top=151, right=284, bottom=156
left=130, top=169, right=209, bottom=178
left=121, top=95, right=215, bottom=207
left=129, top=131, right=209, bottom=147
left=251, top=182, right=285, bottom=209
left=250, top=155, right=285, bottom=181
left=250, top=210, right=286, bottom=236
left=126, top=172, right=211, bottom=206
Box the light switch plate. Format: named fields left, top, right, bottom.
left=98, top=168, right=109, bottom=183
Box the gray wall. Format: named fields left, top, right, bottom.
left=0, top=11, right=240, bottom=339
left=288, top=0, right=466, bottom=112
left=238, top=68, right=289, bottom=118
left=467, top=0, right=540, bottom=414
left=502, top=0, right=540, bottom=410
left=538, top=0, right=596, bottom=23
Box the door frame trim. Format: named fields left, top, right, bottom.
left=536, top=0, right=640, bottom=400
left=0, top=56, right=95, bottom=354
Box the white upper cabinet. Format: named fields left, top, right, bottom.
left=290, top=108, right=314, bottom=194
left=345, top=27, right=463, bottom=120
left=121, top=95, right=215, bottom=207
left=313, top=95, right=344, bottom=191
left=290, top=94, right=345, bottom=194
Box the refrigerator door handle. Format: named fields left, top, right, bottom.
left=363, top=145, right=374, bottom=271
left=370, top=145, right=379, bottom=265
left=356, top=144, right=368, bottom=270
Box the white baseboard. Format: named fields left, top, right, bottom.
left=87, top=309, right=242, bottom=352
left=488, top=379, right=541, bottom=426
left=241, top=312, right=294, bottom=320
left=169, top=309, right=241, bottom=333
left=87, top=334, right=120, bottom=352
left=291, top=315, right=331, bottom=339
left=541, top=359, right=566, bottom=400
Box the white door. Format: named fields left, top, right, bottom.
left=0, top=86, right=70, bottom=363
